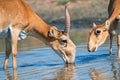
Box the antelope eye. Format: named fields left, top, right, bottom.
left=95, top=30, right=101, bottom=35
left=96, top=30, right=101, bottom=34
left=59, top=39, right=67, bottom=47
left=61, top=40, right=67, bottom=43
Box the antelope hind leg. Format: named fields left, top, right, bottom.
left=3, top=38, right=12, bottom=70
left=117, top=35, right=120, bottom=58
left=3, top=28, right=12, bottom=70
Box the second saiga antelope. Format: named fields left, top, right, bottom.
left=88, top=0, right=120, bottom=57
left=0, top=0, right=76, bottom=70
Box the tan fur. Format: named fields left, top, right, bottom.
left=0, top=0, right=76, bottom=70
left=88, top=0, right=120, bottom=58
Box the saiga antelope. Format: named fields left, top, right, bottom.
left=88, top=0, right=120, bottom=58
left=0, top=0, right=76, bottom=70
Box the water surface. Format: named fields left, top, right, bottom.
left=0, top=30, right=120, bottom=80
left=0, top=44, right=120, bottom=80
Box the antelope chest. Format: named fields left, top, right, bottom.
left=110, top=21, right=120, bottom=35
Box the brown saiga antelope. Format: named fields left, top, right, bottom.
left=88, top=0, right=120, bottom=57
left=0, top=0, right=76, bottom=70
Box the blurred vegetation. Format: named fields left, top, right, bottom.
left=70, top=29, right=89, bottom=45
left=58, top=0, right=69, bottom=5
left=58, top=0, right=77, bottom=5
left=25, top=0, right=109, bottom=29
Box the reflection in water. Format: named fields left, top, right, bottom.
left=4, top=69, right=18, bottom=80
left=90, top=57, right=120, bottom=80
left=89, top=69, right=98, bottom=80
left=54, top=64, right=76, bottom=80
left=4, top=64, right=76, bottom=80
left=111, top=57, right=117, bottom=80
left=118, top=60, right=120, bottom=80
left=89, top=69, right=110, bottom=80
left=4, top=69, right=12, bottom=80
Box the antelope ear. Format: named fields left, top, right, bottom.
left=93, top=23, right=97, bottom=28
left=48, top=26, right=58, bottom=39
left=105, top=20, right=110, bottom=29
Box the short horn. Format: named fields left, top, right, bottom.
left=64, top=2, right=70, bottom=36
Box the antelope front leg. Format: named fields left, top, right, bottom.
left=117, top=35, right=120, bottom=58
left=11, top=28, right=20, bottom=70
left=109, top=35, right=113, bottom=56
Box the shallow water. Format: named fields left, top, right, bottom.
left=0, top=43, right=120, bottom=80
left=0, top=29, right=120, bottom=80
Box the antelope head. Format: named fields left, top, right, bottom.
left=88, top=20, right=110, bottom=52
left=48, top=3, right=76, bottom=64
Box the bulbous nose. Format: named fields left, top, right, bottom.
left=88, top=48, right=92, bottom=52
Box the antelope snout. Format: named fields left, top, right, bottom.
left=65, top=57, right=75, bottom=64
left=88, top=47, right=97, bottom=52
